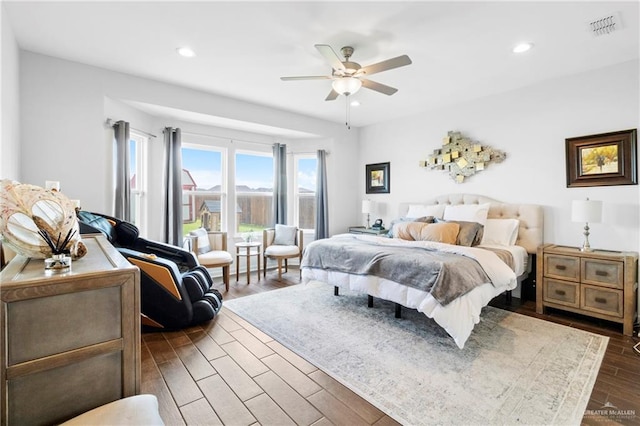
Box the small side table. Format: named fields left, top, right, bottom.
left=235, top=241, right=261, bottom=284
left=348, top=226, right=388, bottom=236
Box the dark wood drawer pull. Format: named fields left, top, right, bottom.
left=595, top=297, right=607, bottom=304
left=555, top=265, right=567, bottom=271
left=595, top=270, right=608, bottom=277
left=555, top=289, right=566, bottom=296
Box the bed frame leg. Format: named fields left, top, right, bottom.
left=395, top=303, right=402, bottom=318
left=506, top=290, right=512, bottom=304
left=367, top=295, right=373, bottom=308
left=334, top=286, right=339, bottom=296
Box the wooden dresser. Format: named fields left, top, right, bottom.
left=0, top=235, right=141, bottom=426
left=536, top=244, right=638, bottom=336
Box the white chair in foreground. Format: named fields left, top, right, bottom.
left=188, top=228, right=233, bottom=291
left=263, top=224, right=303, bottom=281
left=61, top=394, right=164, bottom=425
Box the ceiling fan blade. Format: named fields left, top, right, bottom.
left=315, top=44, right=346, bottom=71
left=281, top=75, right=332, bottom=81
left=325, top=89, right=339, bottom=101
left=358, top=55, right=412, bottom=76
left=361, top=79, right=398, bottom=96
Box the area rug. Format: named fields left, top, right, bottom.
left=224, top=281, right=608, bottom=425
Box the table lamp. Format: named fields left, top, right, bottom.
left=571, top=198, right=602, bottom=252
left=362, top=200, right=373, bottom=229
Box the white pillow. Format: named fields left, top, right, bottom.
left=406, top=204, right=445, bottom=219
left=481, top=218, right=520, bottom=246
left=443, top=203, right=490, bottom=225
left=273, top=224, right=297, bottom=246
left=189, top=228, right=211, bottom=254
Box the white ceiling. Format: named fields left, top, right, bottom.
left=4, top=1, right=639, bottom=131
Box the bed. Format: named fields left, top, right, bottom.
left=301, top=194, right=543, bottom=349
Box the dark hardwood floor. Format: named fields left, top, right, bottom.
left=143, top=268, right=640, bottom=425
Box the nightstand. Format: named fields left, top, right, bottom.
left=348, top=226, right=388, bottom=236
left=536, top=244, right=638, bottom=336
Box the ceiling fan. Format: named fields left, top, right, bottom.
left=281, top=44, right=412, bottom=101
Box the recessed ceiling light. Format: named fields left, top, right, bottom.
left=177, top=47, right=196, bottom=58
left=350, top=100, right=360, bottom=107
left=512, top=42, right=533, bottom=54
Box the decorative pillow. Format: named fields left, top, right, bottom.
left=394, top=222, right=459, bottom=244
left=387, top=216, right=435, bottom=237
left=436, top=219, right=484, bottom=247
left=189, top=228, right=211, bottom=254
left=443, top=203, right=490, bottom=225
left=481, top=219, right=520, bottom=246
left=273, top=224, right=297, bottom=246
left=406, top=204, right=445, bottom=219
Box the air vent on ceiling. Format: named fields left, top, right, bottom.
left=589, top=13, right=621, bottom=36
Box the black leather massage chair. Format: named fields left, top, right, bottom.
left=77, top=211, right=223, bottom=331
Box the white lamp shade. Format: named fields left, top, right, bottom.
left=571, top=199, right=602, bottom=223
left=361, top=199, right=373, bottom=214
left=332, top=77, right=362, bottom=96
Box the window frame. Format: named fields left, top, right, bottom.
left=293, top=154, right=317, bottom=232
left=234, top=149, right=274, bottom=238
left=129, top=131, right=148, bottom=236
left=181, top=143, right=227, bottom=235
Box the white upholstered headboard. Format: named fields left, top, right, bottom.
left=398, top=194, right=543, bottom=254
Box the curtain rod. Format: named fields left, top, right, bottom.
left=105, top=119, right=157, bottom=139
left=182, top=131, right=329, bottom=155
left=181, top=130, right=271, bottom=146
left=287, top=151, right=330, bottom=155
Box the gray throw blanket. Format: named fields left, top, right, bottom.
left=301, top=238, right=491, bottom=306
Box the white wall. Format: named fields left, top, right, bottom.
left=1, top=4, right=20, bottom=180
left=20, top=51, right=359, bottom=240
left=359, top=60, right=640, bottom=253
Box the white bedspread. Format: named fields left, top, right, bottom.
left=301, top=234, right=518, bottom=349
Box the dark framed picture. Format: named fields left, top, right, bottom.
left=566, top=129, right=637, bottom=188
left=366, top=162, right=390, bottom=194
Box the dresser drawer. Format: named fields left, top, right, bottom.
left=581, top=284, right=623, bottom=317
left=544, top=254, right=580, bottom=282
left=543, top=279, right=579, bottom=308
left=582, top=258, right=623, bottom=289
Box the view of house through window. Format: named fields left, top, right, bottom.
left=296, top=156, right=317, bottom=231
left=178, top=145, right=315, bottom=238
left=235, top=151, right=273, bottom=236
left=181, top=145, right=224, bottom=236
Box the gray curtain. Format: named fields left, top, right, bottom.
left=162, top=127, right=183, bottom=246
left=113, top=120, right=131, bottom=221
left=315, top=149, right=329, bottom=239
left=273, top=143, right=287, bottom=225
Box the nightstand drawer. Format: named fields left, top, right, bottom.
left=544, top=254, right=580, bottom=281
left=581, top=285, right=623, bottom=317
left=543, top=279, right=579, bottom=308
left=582, top=258, right=623, bottom=289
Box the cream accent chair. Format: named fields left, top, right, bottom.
left=188, top=229, right=233, bottom=291
left=263, top=225, right=303, bottom=281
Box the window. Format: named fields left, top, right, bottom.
left=295, top=156, right=317, bottom=231
left=181, top=145, right=225, bottom=236
left=129, top=132, right=147, bottom=235
left=235, top=151, right=273, bottom=235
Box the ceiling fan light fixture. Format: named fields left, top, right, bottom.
left=332, top=77, right=362, bottom=96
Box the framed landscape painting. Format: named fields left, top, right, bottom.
left=566, top=129, right=637, bottom=187
left=366, top=162, right=390, bottom=194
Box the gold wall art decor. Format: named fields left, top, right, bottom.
left=419, top=131, right=506, bottom=183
